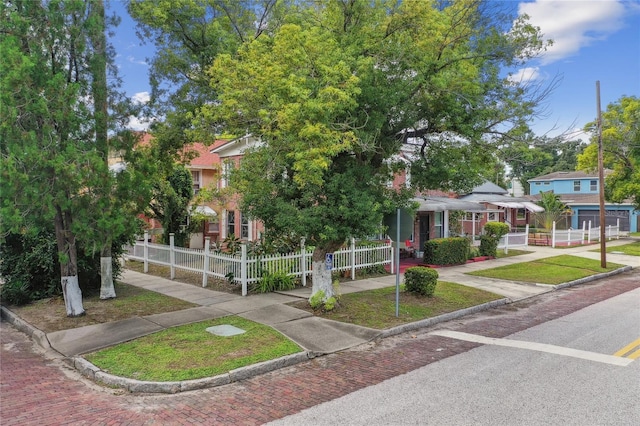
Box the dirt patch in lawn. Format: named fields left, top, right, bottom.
left=5, top=281, right=197, bottom=333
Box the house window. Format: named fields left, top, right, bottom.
left=516, top=209, right=526, bottom=220
left=543, top=182, right=550, bottom=185
left=573, top=180, right=581, bottom=192
left=207, top=220, right=219, bottom=233
left=227, top=210, right=235, bottom=237
left=465, top=212, right=482, bottom=221
left=487, top=212, right=498, bottom=222
left=221, top=160, right=234, bottom=188
left=240, top=213, right=249, bottom=239
left=434, top=212, right=443, bottom=238
left=590, top=180, right=597, bottom=191
left=191, top=170, right=201, bottom=194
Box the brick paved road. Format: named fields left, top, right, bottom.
left=2, top=270, right=638, bottom=425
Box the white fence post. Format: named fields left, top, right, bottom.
left=525, top=224, right=529, bottom=246
left=350, top=237, right=356, bottom=280
left=551, top=221, right=556, bottom=248
left=581, top=221, right=586, bottom=244
left=617, top=219, right=620, bottom=239
left=169, top=233, right=176, bottom=279
left=143, top=231, right=149, bottom=273
left=567, top=227, right=572, bottom=246
left=504, top=233, right=509, bottom=254
left=390, top=241, right=395, bottom=274
left=241, top=244, right=248, bottom=296
left=202, top=237, right=210, bottom=287
left=587, top=221, right=592, bottom=243
left=300, top=238, right=307, bottom=287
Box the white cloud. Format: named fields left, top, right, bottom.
left=508, top=66, right=541, bottom=83
left=126, top=115, right=152, bottom=131
left=131, top=91, right=150, bottom=105
left=518, top=0, right=633, bottom=64
left=127, top=55, right=147, bottom=66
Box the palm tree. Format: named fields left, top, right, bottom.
left=535, top=191, right=569, bottom=230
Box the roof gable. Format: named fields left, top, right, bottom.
left=466, top=180, right=508, bottom=195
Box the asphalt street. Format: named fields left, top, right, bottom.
left=268, top=286, right=640, bottom=426
left=1, top=269, right=638, bottom=425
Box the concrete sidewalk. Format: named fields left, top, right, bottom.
left=44, top=239, right=637, bottom=358
left=1, top=239, right=636, bottom=393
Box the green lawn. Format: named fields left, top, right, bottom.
left=84, top=316, right=302, bottom=382
left=467, top=255, right=624, bottom=285
left=604, top=241, right=640, bottom=256
left=290, top=281, right=503, bottom=329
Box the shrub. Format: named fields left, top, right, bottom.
left=252, top=270, right=296, bottom=293
left=308, top=280, right=341, bottom=311
left=309, top=290, right=325, bottom=310
left=404, top=266, right=439, bottom=297
left=0, top=229, right=128, bottom=305
left=423, top=237, right=470, bottom=265
left=479, top=222, right=509, bottom=257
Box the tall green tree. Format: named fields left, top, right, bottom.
left=501, top=133, right=585, bottom=194
left=578, top=95, right=640, bottom=209
left=1, top=0, right=152, bottom=314
left=148, top=165, right=195, bottom=247
left=128, top=0, right=281, bottom=156
left=202, top=0, right=552, bottom=300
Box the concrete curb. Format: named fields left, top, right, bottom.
left=72, top=351, right=313, bottom=394
left=2, top=265, right=633, bottom=394
left=1, top=305, right=53, bottom=351
left=551, top=266, right=633, bottom=290
left=379, top=298, right=511, bottom=339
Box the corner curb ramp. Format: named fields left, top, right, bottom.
left=1, top=265, right=633, bottom=394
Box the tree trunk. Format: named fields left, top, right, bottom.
left=90, top=0, right=116, bottom=300
left=54, top=206, right=85, bottom=317
left=100, top=246, right=116, bottom=299
left=310, top=242, right=343, bottom=302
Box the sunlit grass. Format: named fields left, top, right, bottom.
left=85, top=316, right=302, bottom=382
left=467, top=255, right=623, bottom=285
left=290, top=281, right=502, bottom=329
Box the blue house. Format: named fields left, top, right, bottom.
left=528, top=171, right=638, bottom=233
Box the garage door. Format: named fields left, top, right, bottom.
left=577, top=210, right=630, bottom=232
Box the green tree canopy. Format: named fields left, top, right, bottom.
left=1, top=0, right=154, bottom=313
left=500, top=133, right=585, bottom=194
left=197, top=0, right=552, bottom=299
left=578, top=95, right=640, bottom=209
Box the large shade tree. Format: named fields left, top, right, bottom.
left=578, top=95, right=640, bottom=209
left=1, top=0, right=153, bottom=314
left=500, top=132, right=585, bottom=194
left=199, top=0, right=552, bottom=301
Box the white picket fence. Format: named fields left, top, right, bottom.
left=498, top=225, right=530, bottom=253
left=551, top=220, right=620, bottom=248
left=494, top=220, right=620, bottom=251
left=124, top=232, right=393, bottom=296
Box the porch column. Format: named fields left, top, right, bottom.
left=444, top=210, right=449, bottom=238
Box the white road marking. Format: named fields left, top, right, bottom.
left=430, top=330, right=634, bottom=367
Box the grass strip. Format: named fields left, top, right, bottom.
left=290, top=281, right=502, bottom=329
left=84, top=316, right=302, bottom=382
left=467, top=255, right=624, bottom=285
left=602, top=242, right=640, bottom=256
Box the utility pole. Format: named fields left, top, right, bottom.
left=596, top=81, right=606, bottom=268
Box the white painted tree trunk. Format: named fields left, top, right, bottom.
left=310, top=259, right=334, bottom=301
left=100, top=256, right=116, bottom=299
left=61, top=275, right=85, bottom=317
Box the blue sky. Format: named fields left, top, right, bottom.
left=109, top=0, right=640, bottom=139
